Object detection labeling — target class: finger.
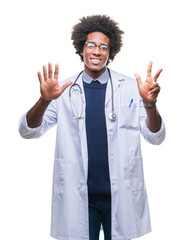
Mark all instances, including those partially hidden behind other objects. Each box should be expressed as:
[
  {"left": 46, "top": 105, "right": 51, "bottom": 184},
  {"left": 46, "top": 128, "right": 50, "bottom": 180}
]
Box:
[
  {"left": 43, "top": 65, "right": 48, "bottom": 80},
  {"left": 150, "top": 82, "right": 159, "bottom": 91},
  {"left": 149, "top": 86, "right": 160, "bottom": 95},
  {"left": 37, "top": 72, "right": 43, "bottom": 84},
  {"left": 147, "top": 61, "right": 153, "bottom": 78},
  {"left": 48, "top": 62, "right": 53, "bottom": 79},
  {"left": 153, "top": 68, "right": 163, "bottom": 82},
  {"left": 61, "top": 80, "right": 73, "bottom": 92},
  {"left": 54, "top": 64, "right": 59, "bottom": 80},
  {"left": 134, "top": 73, "right": 142, "bottom": 87}
]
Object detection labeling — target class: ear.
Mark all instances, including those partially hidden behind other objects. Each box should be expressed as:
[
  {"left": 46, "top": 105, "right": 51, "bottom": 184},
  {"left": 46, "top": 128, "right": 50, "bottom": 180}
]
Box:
[
  {"left": 80, "top": 51, "right": 84, "bottom": 62},
  {"left": 108, "top": 55, "right": 112, "bottom": 62},
  {"left": 107, "top": 55, "right": 111, "bottom": 61}
]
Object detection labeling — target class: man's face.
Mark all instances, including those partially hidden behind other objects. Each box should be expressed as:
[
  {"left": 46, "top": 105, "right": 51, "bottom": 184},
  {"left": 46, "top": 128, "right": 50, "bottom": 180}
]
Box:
[{"left": 81, "top": 32, "right": 110, "bottom": 78}]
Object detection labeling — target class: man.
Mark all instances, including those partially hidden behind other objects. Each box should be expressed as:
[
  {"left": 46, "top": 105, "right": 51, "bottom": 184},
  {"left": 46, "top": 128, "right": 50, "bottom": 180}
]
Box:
[{"left": 19, "top": 15, "right": 165, "bottom": 240}]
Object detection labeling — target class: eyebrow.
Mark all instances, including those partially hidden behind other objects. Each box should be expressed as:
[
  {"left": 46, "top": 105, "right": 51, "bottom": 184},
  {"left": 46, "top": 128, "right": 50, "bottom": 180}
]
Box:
[{"left": 87, "top": 41, "right": 109, "bottom": 46}]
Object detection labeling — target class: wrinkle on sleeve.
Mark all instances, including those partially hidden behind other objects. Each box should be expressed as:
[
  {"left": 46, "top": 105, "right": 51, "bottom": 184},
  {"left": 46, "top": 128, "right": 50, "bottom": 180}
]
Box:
[
  {"left": 139, "top": 99, "right": 166, "bottom": 145},
  {"left": 19, "top": 100, "right": 57, "bottom": 139}
]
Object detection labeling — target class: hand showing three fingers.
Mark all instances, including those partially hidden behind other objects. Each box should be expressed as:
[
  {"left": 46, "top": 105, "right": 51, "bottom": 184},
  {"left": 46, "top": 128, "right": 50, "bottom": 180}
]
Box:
[
  {"left": 38, "top": 63, "right": 72, "bottom": 102},
  {"left": 134, "top": 61, "right": 163, "bottom": 103}
]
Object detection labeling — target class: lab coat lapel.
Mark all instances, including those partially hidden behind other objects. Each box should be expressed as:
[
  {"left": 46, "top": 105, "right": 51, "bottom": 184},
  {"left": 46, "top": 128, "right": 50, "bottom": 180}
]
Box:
[
  {"left": 105, "top": 69, "right": 125, "bottom": 106},
  {"left": 76, "top": 74, "right": 88, "bottom": 181},
  {"left": 74, "top": 70, "right": 124, "bottom": 181}
]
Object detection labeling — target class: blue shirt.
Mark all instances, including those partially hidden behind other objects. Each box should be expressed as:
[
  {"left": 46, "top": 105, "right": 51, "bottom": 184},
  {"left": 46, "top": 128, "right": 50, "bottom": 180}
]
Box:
[{"left": 82, "top": 68, "right": 109, "bottom": 84}]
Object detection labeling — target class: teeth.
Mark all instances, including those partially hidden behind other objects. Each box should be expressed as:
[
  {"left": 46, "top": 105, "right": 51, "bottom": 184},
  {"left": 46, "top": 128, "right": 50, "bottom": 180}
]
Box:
[{"left": 91, "top": 59, "right": 100, "bottom": 64}]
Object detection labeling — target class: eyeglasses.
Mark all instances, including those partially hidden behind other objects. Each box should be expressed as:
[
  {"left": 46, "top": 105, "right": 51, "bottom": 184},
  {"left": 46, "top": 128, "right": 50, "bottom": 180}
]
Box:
[{"left": 85, "top": 42, "right": 110, "bottom": 51}]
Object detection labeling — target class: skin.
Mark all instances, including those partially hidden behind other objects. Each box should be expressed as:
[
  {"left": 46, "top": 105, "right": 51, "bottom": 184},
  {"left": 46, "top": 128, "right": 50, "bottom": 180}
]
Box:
[
  {"left": 134, "top": 61, "right": 162, "bottom": 132},
  {"left": 26, "top": 63, "right": 72, "bottom": 128},
  {"left": 26, "top": 32, "right": 162, "bottom": 133},
  {"left": 81, "top": 32, "right": 110, "bottom": 79}
]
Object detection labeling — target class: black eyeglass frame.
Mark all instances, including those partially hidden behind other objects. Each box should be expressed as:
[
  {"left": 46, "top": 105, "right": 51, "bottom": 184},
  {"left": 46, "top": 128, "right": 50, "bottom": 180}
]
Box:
[{"left": 84, "top": 42, "right": 110, "bottom": 51}]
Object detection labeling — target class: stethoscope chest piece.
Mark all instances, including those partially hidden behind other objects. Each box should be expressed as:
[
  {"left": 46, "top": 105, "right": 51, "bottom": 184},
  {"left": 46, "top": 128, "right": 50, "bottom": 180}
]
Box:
[{"left": 109, "top": 112, "right": 116, "bottom": 121}]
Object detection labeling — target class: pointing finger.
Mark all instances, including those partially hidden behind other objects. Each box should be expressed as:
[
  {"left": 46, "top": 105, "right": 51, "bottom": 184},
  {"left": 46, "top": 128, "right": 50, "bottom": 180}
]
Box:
[
  {"left": 43, "top": 65, "right": 48, "bottom": 80},
  {"left": 54, "top": 64, "right": 59, "bottom": 80},
  {"left": 147, "top": 61, "right": 153, "bottom": 78}
]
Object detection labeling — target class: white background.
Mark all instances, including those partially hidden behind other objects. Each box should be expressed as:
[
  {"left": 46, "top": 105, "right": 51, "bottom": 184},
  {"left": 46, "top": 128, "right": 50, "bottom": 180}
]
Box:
[{"left": 0, "top": 0, "right": 183, "bottom": 239}]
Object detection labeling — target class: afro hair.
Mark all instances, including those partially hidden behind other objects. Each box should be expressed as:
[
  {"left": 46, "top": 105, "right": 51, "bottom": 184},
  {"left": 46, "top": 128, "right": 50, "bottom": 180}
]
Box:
[{"left": 71, "top": 15, "right": 124, "bottom": 64}]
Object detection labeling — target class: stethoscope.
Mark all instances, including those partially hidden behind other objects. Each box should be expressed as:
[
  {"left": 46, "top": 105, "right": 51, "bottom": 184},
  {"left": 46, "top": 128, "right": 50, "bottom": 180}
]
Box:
[{"left": 69, "top": 68, "right": 116, "bottom": 121}]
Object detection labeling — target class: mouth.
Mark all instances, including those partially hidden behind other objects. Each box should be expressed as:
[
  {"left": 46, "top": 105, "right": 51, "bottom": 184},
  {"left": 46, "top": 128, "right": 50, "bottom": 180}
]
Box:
[{"left": 90, "top": 58, "right": 101, "bottom": 65}]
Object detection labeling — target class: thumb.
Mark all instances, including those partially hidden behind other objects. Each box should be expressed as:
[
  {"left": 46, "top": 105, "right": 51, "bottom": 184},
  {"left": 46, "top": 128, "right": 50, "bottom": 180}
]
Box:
[
  {"left": 134, "top": 73, "right": 142, "bottom": 87},
  {"left": 60, "top": 80, "right": 73, "bottom": 94}
]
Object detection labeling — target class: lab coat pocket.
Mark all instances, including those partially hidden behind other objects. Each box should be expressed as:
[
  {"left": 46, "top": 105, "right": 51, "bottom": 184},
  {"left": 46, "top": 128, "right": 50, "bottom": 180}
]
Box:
[
  {"left": 118, "top": 102, "right": 139, "bottom": 129},
  {"left": 127, "top": 156, "right": 145, "bottom": 192},
  {"left": 53, "top": 159, "right": 65, "bottom": 196}
]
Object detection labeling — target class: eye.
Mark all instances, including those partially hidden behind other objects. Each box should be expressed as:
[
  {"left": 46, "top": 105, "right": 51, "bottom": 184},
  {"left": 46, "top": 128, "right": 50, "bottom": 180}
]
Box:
[
  {"left": 86, "top": 42, "right": 96, "bottom": 48},
  {"left": 99, "top": 44, "right": 109, "bottom": 51}
]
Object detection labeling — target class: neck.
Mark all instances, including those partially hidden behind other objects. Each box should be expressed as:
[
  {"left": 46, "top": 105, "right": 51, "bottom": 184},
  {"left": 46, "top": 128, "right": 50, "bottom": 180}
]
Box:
[{"left": 84, "top": 66, "right": 106, "bottom": 79}]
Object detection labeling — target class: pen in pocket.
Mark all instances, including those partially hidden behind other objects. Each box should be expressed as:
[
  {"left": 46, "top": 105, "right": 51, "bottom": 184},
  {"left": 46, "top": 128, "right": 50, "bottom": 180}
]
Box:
[{"left": 129, "top": 99, "right": 133, "bottom": 108}]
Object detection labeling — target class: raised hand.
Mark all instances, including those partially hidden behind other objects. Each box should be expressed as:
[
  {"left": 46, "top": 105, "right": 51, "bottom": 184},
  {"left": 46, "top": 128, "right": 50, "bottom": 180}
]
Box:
[
  {"left": 134, "top": 61, "right": 163, "bottom": 103},
  {"left": 38, "top": 63, "right": 72, "bottom": 102}
]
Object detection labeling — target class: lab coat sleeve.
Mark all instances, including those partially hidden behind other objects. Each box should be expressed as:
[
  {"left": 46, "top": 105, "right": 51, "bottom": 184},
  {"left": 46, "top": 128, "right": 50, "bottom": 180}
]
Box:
[
  {"left": 139, "top": 98, "right": 166, "bottom": 145},
  {"left": 19, "top": 100, "right": 57, "bottom": 139}
]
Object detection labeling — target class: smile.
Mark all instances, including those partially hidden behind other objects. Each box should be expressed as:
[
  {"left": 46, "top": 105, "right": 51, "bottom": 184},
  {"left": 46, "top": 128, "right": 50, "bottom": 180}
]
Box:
[{"left": 90, "top": 58, "right": 101, "bottom": 64}]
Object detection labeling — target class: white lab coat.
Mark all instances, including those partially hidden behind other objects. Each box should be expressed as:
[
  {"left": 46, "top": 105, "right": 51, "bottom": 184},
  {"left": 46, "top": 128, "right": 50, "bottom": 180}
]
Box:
[{"left": 19, "top": 69, "right": 165, "bottom": 240}]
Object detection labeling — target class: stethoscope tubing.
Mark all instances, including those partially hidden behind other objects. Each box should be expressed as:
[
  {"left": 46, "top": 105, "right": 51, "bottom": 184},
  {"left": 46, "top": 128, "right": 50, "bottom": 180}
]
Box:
[
  {"left": 69, "top": 68, "right": 116, "bottom": 121},
  {"left": 69, "top": 71, "right": 83, "bottom": 97}
]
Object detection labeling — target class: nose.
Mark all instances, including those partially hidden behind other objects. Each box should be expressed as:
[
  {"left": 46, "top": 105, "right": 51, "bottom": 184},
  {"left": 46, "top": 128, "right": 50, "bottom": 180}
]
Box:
[{"left": 93, "top": 46, "right": 101, "bottom": 55}]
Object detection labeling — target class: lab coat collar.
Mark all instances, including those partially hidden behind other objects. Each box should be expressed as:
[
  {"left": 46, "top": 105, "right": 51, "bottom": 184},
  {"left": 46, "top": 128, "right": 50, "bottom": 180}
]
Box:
[
  {"left": 105, "top": 69, "right": 125, "bottom": 106},
  {"left": 83, "top": 68, "right": 109, "bottom": 84},
  {"left": 74, "top": 68, "right": 125, "bottom": 106}
]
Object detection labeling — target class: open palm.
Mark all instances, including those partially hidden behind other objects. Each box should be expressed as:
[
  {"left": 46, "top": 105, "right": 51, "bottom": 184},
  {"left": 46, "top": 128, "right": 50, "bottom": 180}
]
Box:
[{"left": 38, "top": 63, "right": 72, "bottom": 102}]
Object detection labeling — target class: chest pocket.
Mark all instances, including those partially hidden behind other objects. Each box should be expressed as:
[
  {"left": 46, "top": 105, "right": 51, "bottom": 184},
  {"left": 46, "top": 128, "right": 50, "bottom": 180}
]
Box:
[{"left": 118, "top": 101, "right": 139, "bottom": 129}]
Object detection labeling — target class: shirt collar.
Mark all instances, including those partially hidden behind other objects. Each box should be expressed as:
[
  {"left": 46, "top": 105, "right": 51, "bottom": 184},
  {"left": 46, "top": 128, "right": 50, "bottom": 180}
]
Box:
[{"left": 82, "top": 68, "right": 109, "bottom": 84}]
